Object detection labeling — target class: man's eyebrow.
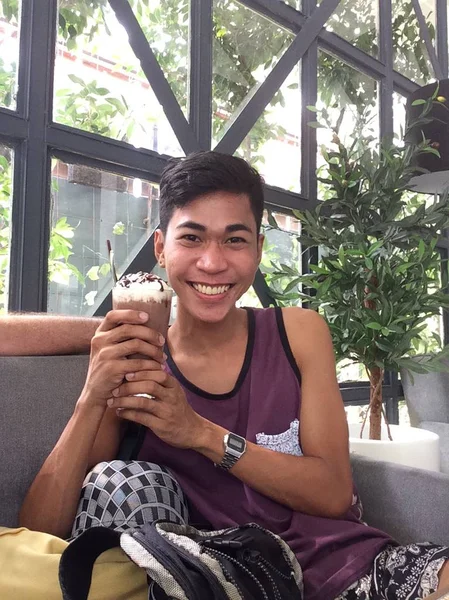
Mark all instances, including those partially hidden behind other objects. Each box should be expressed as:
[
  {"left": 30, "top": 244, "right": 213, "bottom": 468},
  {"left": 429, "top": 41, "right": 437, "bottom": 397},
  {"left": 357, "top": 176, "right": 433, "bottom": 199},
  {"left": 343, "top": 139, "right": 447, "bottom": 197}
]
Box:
[
  {"left": 176, "top": 221, "right": 253, "bottom": 234},
  {"left": 225, "top": 223, "right": 253, "bottom": 234},
  {"left": 175, "top": 221, "right": 206, "bottom": 231}
]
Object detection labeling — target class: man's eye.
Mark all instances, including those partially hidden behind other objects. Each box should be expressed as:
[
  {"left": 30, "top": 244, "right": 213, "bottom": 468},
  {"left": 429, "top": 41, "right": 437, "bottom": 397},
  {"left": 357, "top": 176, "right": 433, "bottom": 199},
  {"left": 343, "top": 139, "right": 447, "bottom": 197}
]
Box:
[
  {"left": 181, "top": 234, "right": 200, "bottom": 242},
  {"left": 227, "top": 237, "right": 247, "bottom": 244}
]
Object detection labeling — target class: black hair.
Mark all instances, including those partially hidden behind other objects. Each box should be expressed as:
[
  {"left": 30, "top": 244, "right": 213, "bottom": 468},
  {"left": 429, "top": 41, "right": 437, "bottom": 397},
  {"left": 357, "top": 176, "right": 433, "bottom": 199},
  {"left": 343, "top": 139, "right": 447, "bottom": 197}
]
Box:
[{"left": 159, "top": 151, "right": 265, "bottom": 233}]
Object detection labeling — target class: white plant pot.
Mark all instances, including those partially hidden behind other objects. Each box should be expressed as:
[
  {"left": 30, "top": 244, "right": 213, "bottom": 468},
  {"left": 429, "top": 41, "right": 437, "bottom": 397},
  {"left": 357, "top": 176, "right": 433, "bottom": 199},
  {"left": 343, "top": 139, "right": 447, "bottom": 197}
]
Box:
[{"left": 348, "top": 423, "right": 440, "bottom": 472}]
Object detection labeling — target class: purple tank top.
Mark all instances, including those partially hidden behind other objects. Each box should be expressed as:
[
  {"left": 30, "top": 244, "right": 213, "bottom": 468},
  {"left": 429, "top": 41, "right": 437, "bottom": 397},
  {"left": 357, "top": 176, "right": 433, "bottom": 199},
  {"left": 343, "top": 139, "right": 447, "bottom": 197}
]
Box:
[{"left": 138, "top": 307, "right": 392, "bottom": 599}]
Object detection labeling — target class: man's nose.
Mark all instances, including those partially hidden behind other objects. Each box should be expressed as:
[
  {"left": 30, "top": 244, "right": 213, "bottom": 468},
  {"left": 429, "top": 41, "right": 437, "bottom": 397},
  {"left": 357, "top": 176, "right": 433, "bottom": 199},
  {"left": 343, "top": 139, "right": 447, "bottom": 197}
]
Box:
[{"left": 197, "top": 242, "right": 228, "bottom": 272}]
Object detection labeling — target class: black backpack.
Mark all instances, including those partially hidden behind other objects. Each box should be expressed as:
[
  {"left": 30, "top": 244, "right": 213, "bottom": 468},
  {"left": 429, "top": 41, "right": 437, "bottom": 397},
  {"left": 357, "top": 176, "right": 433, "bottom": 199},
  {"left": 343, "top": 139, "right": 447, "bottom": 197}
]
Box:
[{"left": 59, "top": 520, "right": 303, "bottom": 600}]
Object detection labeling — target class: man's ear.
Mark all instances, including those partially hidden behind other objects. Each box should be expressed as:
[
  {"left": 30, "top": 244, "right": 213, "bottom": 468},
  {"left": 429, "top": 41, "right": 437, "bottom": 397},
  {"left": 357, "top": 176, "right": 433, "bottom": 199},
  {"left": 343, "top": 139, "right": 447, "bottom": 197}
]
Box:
[
  {"left": 257, "top": 233, "right": 265, "bottom": 264},
  {"left": 154, "top": 229, "right": 166, "bottom": 268}
]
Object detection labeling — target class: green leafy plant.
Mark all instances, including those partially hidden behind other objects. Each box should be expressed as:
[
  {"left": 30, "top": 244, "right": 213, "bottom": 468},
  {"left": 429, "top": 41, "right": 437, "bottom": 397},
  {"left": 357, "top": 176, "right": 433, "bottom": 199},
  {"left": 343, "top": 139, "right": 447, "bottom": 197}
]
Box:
[
  {"left": 55, "top": 75, "right": 137, "bottom": 141},
  {"left": 47, "top": 217, "right": 84, "bottom": 286},
  {"left": 270, "top": 91, "right": 449, "bottom": 440}
]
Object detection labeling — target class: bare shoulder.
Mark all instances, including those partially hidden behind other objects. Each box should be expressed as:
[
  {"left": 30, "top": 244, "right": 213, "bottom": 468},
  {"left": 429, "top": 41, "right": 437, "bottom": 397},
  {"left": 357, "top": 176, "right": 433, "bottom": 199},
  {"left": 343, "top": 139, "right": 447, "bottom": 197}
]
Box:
[
  {"left": 280, "top": 306, "right": 329, "bottom": 337},
  {"left": 280, "top": 307, "right": 333, "bottom": 366}
]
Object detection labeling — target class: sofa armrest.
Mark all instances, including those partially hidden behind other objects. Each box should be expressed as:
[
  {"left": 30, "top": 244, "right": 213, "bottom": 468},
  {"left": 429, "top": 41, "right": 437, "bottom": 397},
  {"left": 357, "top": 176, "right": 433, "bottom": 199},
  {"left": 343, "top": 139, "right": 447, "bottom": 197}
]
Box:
[{"left": 351, "top": 454, "right": 449, "bottom": 545}]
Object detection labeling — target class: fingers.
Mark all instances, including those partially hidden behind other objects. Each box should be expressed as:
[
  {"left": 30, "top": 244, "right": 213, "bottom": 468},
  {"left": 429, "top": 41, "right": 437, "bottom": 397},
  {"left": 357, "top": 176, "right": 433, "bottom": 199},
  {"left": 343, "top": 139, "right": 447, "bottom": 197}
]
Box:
[
  {"left": 123, "top": 369, "right": 173, "bottom": 384},
  {"left": 108, "top": 391, "right": 164, "bottom": 414},
  {"left": 112, "top": 374, "right": 170, "bottom": 399},
  {"left": 102, "top": 322, "right": 165, "bottom": 347},
  {"left": 100, "top": 338, "right": 165, "bottom": 362},
  {"left": 97, "top": 309, "right": 150, "bottom": 332}
]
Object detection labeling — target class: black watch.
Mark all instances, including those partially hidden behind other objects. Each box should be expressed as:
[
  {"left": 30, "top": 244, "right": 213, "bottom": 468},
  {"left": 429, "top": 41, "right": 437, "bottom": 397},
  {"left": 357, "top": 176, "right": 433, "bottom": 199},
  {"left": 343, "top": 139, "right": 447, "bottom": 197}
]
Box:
[{"left": 216, "top": 432, "right": 247, "bottom": 471}]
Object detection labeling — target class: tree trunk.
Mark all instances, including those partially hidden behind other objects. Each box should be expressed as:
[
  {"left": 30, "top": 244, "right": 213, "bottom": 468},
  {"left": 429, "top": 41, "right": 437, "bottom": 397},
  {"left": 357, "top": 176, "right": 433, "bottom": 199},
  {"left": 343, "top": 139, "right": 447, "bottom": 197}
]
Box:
[{"left": 368, "top": 366, "right": 384, "bottom": 440}]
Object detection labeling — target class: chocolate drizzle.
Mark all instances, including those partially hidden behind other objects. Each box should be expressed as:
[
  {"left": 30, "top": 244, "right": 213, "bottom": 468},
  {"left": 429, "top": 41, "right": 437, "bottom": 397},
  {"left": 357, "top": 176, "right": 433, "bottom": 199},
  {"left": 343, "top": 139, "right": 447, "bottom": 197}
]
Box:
[{"left": 117, "top": 271, "right": 166, "bottom": 291}]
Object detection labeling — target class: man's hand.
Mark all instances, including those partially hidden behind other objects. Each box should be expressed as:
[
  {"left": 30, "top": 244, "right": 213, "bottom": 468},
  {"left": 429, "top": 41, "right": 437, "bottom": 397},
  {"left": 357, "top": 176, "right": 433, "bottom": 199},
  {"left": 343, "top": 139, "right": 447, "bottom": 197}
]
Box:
[
  {"left": 80, "top": 310, "right": 166, "bottom": 407},
  {"left": 107, "top": 370, "right": 206, "bottom": 449}
]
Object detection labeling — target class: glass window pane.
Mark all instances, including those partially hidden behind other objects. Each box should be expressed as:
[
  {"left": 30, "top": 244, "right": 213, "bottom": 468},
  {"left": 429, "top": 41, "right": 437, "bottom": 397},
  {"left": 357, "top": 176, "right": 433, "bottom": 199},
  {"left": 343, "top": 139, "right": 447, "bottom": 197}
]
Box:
[
  {"left": 345, "top": 405, "right": 369, "bottom": 425},
  {"left": 48, "top": 159, "right": 160, "bottom": 315},
  {"left": 338, "top": 361, "right": 369, "bottom": 383},
  {"left": 212, "top": 0, "right": 294, "bottom": 143},
  {"left": 392, "top": 0, "right": 435, "bottom": 85},
  {"left": 0, "top": 144, "right": 13, "bottom": 313},
  {"left": 317, "top": 52, "right": 379, "bottom": 199},
  {"left": 131, "top": 0, "right": 189, "bottom": 115},
  {"left": 324, "top": 0, "right": 378, "bottom": 57},
  {"left": 236, "top": 288, "right": 263, "bottom": 308},
  {"left": 54, "top": 1, "right": 185, "bottom": 155},
  {"left": 261, "top": 210, "right": 302, "bottom": 306},
  {"left": 235, "top": 64, "right": 301, "bottom": 192},
  {"left": 0, "top": 1, "right": 20, "bottom": 110},
  {"left": 393, "top": 91, "right": 407, "bottom": 143}
]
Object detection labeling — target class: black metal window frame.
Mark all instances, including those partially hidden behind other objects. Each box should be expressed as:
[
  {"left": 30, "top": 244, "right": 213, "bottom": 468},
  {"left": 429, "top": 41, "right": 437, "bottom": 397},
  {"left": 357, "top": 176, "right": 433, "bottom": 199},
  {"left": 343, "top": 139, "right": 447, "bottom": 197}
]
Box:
[{"left": 1, "top": 0, "right": 448, "bottom": 415}]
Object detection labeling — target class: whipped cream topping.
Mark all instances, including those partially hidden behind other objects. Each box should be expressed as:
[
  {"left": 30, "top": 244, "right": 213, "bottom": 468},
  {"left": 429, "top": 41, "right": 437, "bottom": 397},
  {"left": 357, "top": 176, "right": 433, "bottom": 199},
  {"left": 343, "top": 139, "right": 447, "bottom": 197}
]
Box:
[{"left": 116, "top": 271, "right": 171, "bottom": 292}]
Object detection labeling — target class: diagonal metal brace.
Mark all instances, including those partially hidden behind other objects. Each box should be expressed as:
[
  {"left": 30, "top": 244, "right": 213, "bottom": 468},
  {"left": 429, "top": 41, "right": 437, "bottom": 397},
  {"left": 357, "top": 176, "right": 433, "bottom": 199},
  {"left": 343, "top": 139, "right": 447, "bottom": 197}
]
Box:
[
  {"left": 214, "top": 0, "right": 342, "bottom": 155},
  {"left": 108, "top": 0, "right": 200, "bottom": 155},
  {"left": 411, "top": 0, "right": 444, "bottom": 81}
]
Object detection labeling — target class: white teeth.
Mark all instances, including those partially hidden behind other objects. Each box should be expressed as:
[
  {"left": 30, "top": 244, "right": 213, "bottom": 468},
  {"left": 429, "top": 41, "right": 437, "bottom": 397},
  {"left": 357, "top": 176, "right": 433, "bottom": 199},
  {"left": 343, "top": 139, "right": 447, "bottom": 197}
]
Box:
[{"left": 192, "top": 284, "right": 230, "bottom": 295}]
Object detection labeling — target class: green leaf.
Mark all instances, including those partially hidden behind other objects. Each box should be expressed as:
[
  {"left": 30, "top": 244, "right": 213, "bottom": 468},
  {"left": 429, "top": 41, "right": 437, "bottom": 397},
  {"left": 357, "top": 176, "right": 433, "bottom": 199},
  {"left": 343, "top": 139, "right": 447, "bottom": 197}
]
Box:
[
  {"left": 307, "top": 121, "right": 325, "bottom": 129},
  {"left": 306, "top": 105, "right": 318, "bottom": 112},
  {"left": 86, "top": 266, "right": 100, "bottom": 281},
  {"left": 99, "top": 262, "right": 111, "bottom": 277},
  {"left": 283, "top": 277, "right": 301, "bottom": 294},
  {"left": 266, "top": 211, "right": 279, "bottom": 229},
  {"left": 366, "top": 322, "right": 383, "bottom": 330},
  {"left": 105, "top": 97, "right": 126, "bottom": 115},
  {"left": 68, "top": 74, "right": 85, "bottom": 87},
  {"left": 424, "top": 147, "right": 441, "bottom": 158},
  {"left": 411, "top": 99, "right": 426, "bottom": 106},
  {"left": 418, "top": 239, "right": 425, "bottom": 259},
  {"left": 112, "top": 221, "right": 126, "bottom": 235}
]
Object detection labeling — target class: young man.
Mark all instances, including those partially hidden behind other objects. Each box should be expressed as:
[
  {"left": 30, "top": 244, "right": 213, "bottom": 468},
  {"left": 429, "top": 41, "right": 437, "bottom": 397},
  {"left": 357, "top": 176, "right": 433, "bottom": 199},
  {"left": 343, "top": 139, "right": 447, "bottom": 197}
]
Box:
[{"left": 12, "top": 152, "right": 449, "bottom": 599}]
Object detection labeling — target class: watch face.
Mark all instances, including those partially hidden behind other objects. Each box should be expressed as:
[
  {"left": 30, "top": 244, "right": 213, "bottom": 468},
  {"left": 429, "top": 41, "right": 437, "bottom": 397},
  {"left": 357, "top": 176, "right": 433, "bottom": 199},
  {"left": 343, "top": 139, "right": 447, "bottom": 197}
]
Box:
[{"left": 228, "top": 434, "right": 245, "bottom": 452}]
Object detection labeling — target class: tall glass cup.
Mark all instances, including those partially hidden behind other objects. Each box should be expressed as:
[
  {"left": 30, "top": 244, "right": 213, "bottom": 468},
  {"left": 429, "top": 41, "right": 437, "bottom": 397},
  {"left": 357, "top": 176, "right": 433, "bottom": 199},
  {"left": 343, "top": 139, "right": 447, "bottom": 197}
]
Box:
[{"left": 112, "top": 272, "right": 172, "bottom": 359}]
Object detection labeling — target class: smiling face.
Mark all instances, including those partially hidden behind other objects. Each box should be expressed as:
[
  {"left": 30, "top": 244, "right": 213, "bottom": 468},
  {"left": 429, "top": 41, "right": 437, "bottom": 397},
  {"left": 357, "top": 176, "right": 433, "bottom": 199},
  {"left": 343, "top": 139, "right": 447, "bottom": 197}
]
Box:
[{"left": 154, "top": 191, "right": 264, "bottom": 323}]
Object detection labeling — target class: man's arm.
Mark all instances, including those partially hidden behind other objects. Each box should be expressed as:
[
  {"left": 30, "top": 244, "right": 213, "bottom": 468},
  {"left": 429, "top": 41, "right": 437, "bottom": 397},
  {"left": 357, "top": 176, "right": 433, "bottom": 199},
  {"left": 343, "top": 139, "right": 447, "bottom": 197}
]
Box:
[
  {"left": 195, "top": 308, "right": 352, "bottom": 516},
  {"left": 0, "top": 314, "right": 101, "bottom": 356},
  {"left": 19, "top": 310, "right": 166, "bottom": 537}
]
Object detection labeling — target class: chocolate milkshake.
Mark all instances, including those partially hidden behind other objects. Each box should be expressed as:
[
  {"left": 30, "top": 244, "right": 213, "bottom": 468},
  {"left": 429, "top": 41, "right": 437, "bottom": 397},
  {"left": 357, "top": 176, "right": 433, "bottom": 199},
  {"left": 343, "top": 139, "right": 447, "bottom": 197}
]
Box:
[{"left": 112, "top": 272, "right": 172, "bottom": 347}]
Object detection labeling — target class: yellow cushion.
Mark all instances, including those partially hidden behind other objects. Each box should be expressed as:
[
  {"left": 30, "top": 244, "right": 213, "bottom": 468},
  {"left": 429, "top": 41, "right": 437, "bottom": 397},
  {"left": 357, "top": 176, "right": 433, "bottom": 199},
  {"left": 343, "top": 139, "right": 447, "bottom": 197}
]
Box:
[{"left": 0, "top": 527, "right": 147, "bottom": 599}]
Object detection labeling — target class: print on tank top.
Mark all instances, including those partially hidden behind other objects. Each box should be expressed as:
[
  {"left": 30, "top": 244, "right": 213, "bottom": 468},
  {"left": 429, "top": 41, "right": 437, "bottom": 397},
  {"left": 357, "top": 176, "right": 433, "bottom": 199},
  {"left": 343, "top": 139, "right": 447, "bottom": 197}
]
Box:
[{"left": 255, "top": 419, "right": 303, "bottom": 456}]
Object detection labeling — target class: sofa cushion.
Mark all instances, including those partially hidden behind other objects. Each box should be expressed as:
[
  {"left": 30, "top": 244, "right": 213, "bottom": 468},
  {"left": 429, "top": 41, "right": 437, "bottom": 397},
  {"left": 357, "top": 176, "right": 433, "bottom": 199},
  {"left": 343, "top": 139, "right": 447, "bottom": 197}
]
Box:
[
  {"left": 0, "top": 355, "right": 89, "bottom": 527},
  {"left": 351, "top": 454, "right": 449, "bottom": 545}
]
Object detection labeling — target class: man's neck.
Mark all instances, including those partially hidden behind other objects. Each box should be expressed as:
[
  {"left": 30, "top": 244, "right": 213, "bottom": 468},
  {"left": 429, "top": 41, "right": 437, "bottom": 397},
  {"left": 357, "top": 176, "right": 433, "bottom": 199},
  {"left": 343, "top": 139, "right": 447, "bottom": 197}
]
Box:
[{"left": 168, "top": 305, "right": 247, "bottom": 356}]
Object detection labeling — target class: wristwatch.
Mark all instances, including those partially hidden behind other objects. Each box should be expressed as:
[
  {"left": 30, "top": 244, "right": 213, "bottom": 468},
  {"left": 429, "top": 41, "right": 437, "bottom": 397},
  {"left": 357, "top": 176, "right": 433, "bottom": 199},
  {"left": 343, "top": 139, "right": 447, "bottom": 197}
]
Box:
[{"left": 216, "top": 432, "right": 247, "bottom": 471}]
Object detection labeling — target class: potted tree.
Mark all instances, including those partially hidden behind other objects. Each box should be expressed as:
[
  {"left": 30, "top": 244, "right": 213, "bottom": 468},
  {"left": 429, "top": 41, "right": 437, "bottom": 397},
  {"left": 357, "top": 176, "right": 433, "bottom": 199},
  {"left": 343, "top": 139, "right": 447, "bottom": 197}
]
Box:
[{"left": 268, "top": 93, "right": 449, "bottom": 470}]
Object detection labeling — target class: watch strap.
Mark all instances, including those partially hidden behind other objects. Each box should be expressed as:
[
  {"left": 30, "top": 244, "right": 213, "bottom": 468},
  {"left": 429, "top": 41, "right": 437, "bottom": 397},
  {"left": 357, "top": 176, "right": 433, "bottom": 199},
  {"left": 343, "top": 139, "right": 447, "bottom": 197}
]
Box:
[
  {"left": 218, "top": 452, "right": 241, "bottom": 471},
  {"left": 216, "top": 433, "right": 246, "bottom": 472}
]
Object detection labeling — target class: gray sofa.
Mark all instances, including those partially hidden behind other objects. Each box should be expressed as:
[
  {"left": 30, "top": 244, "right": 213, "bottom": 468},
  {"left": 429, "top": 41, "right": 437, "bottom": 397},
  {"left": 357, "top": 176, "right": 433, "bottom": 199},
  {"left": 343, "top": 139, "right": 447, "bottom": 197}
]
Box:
[
  {"left": 1, "top": 355, "right": 449, "bottom": 547},
  {"left": 401, "top": 363, "right": 449, "bottom": 474}
]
